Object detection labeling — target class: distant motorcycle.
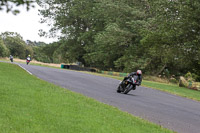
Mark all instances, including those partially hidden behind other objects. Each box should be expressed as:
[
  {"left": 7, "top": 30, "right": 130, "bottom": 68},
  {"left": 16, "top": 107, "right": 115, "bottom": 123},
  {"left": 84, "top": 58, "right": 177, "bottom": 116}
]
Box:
[
  {"left": 117, "top": 75, "right": 139, "bottom": 94},
  {"left": 26, "top": 57, "right": 31, "bottom": 65},
  {"left": 10, "top": 58, "right": 13, "bottom": 62},
  {"left": 9, "top": 55, "right": 13, "bottom": 62}
]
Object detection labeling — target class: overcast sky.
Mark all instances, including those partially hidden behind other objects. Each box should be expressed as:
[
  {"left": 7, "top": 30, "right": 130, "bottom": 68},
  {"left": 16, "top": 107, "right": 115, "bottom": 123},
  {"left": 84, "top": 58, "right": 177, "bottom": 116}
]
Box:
[{"left": 0, "top": 4, "right": 58, "bottom": 44}]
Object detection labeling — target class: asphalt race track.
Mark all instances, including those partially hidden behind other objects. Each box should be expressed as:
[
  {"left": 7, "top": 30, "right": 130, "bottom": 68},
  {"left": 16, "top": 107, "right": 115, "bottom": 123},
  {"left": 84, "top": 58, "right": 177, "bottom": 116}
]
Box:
[{"left": 18, "top": 63, "right": 200, "bottom": 133}]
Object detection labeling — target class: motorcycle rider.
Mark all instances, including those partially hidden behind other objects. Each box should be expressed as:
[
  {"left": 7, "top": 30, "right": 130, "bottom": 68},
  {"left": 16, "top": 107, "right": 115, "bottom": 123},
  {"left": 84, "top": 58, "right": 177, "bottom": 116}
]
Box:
[
  {"left": 26, "top": 55, "right": 31, "bottom": 65},
  {"left": 126, "top": 70, "right": 142, "bottom": 85},
  {"left": 117, "top": 70, "right": 142, "bottom": 93},
  {"left": 120, "top": 70, "right": 142, "bottom": 88},
  {"left": 9, "top": 55, "right": 13, "bottom": 62}
]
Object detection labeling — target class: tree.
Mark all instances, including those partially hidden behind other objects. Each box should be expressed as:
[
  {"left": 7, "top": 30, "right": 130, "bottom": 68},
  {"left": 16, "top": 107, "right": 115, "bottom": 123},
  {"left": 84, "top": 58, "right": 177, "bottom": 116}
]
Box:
[
  {"left": 83, "top": 0, "right": 149, "bottom": 71},
  {"left": 141, "top": 0, "right": 200, "bottom": 76},
  {"left": 34, "top": 42, "right": 60, "bottom": 63},
  {"left": 38, "top": 0, "right": 106, "bottom": 65},
  {"left": 0, "top": 38, "right": 9, "bottom": 57},
  {"left": 0, "top": 0, "right": 35, "bottom": 15},
  {"left": 38, "top": 0, "right": 149, "bottom": 71},
  {"left": 37, "top": 0, "right": 200, "bottom": 79},
  {"left": 1, "top": 32, "right": 28, "bottom": 59}
]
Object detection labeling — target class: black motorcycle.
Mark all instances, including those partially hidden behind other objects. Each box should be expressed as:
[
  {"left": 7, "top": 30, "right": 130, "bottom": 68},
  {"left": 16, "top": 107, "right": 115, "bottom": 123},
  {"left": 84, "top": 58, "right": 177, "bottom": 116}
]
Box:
[{"left": 117, "top": 75, "right": 139, "bottom": 94}]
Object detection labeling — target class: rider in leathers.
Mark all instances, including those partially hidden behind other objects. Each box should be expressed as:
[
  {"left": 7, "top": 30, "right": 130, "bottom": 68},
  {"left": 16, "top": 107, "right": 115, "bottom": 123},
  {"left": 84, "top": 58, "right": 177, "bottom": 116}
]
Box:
[{"left": 120, "top": 70, "right": 142, "bottom": 90}]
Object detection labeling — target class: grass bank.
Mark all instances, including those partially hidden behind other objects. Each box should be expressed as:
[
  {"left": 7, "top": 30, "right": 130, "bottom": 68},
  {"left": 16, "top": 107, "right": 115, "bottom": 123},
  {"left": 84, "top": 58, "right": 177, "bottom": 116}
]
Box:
[{"left": 0, "top": 62, "right": 172, "bottom": 133}]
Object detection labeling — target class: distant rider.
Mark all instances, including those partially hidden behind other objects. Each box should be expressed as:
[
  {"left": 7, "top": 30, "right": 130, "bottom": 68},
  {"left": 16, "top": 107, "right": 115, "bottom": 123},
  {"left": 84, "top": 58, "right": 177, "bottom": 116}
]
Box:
[
  {"left": 9, "top": 55, "right": 13, "bottom": 62},
  {"left": 26, "top": 55, "right": 31, "bottom": 65}
]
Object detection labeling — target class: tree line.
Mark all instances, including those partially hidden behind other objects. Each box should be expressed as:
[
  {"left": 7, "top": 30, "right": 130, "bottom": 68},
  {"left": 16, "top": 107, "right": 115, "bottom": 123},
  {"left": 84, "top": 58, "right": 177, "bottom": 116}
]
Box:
[
  {"left": 0, "top": 32, "right": 34, "bottom": 59},
  {"left": 0, "top": 0, "right": 199, "bottom": 81},
  {"left": 37, "top": 0, "right": 200, "bottom": 81}
]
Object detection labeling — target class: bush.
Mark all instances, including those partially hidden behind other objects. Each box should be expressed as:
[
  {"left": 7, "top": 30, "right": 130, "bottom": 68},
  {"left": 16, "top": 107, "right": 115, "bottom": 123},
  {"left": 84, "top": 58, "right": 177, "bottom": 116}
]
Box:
[{"left": 185, "top": 72, "right": 197, "bottom": 82}]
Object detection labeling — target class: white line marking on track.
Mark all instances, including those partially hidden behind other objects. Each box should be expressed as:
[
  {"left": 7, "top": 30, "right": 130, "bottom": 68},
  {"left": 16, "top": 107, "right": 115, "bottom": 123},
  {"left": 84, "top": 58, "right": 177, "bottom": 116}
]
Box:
[{"left": 17, "top": 64, "right": 32, "bottom": 75}]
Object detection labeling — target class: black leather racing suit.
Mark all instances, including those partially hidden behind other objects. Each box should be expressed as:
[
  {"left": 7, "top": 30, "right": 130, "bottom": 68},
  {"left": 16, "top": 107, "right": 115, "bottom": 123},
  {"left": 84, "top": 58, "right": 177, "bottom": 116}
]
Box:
[{"left": 123, "top": 72, "right": 142, "bottom": 86}]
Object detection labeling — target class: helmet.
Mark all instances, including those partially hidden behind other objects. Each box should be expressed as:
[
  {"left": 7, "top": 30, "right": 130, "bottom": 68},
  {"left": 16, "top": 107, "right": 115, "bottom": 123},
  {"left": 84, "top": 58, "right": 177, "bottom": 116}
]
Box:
[
  {"left": 137, "top": 70, "right": 142, "bottom": 75},
  {"left": 28, "top": 55, "right": 30, "bottom": 57}
]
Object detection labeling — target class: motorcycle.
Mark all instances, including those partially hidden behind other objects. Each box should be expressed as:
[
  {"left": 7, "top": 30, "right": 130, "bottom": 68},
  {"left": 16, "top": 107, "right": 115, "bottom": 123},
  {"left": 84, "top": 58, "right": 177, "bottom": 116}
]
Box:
[
  {"left": 117, "top": 75, "right": 139, "bottom": 94},
  {"left": 9, "top": 55, "right": 13, "bottom": 62},
  {"left": 10, "top": 58, "right": 13, "bottom": 62},
  {"left": 26, "top": 57, "right": 31, "bottom": 65}
]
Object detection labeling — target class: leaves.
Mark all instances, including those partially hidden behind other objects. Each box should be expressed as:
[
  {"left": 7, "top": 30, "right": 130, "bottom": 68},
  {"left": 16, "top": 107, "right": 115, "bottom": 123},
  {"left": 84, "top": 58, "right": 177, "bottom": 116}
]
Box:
[
  {"left": 0, "top": 32, "right": 33, "bottom": 59},
  {"left": 33, "top": 0, "right": 200, "bottom": 79},
  {"left": 0, "top": 38, "right": 9, "bottom": 57},
  {"left": 0, "top": 0, "right": 35, "bottom": 15}
]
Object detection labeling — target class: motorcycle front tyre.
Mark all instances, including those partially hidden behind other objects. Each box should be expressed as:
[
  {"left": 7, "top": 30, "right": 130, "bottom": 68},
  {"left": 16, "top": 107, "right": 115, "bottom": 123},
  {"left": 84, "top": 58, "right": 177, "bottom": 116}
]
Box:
[
  {"left": 117, "top": 86, "right": 122, "bottom": 93},
  {"left": 122, "top": 84, "right": 132, "bottom": 94}
]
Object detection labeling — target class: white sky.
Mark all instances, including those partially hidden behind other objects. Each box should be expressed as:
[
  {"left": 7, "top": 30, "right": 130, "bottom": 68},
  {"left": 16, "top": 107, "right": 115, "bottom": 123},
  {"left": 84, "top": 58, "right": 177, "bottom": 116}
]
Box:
[{"left": 0, "top": 4, "right": 58, "bottom": 44}]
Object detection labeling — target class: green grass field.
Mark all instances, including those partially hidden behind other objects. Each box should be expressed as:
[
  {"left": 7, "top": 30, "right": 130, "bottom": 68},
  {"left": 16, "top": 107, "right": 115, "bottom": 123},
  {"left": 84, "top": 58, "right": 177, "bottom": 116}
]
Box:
[{"left": 0, "top": 62, "right": 173, "bottom": 133}]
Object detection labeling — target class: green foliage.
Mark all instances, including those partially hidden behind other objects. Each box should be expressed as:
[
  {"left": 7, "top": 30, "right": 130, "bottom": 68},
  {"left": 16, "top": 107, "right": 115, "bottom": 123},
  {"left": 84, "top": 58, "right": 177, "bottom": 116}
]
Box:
[
  {"left": 0, "top": 0, "right": 35, "bottom": 15},
  {"left": 33, "top": 46, "right": 51, "bottom": 63},
  {"left": 34, "top": 0, "right": 200, "bottom": 80},
  {"left": 33, "top": 41, "right": 64, "bottom": 63},
  {"left": 140, "top": 0, "right": 200, "bottom": 77},
  {"left": 25, "top": 45, "right": 34, "bottom": 58},
  {"left": 85, "top": 23, "right": 133, "bottom": 69},
  {"left": 1, "top": 32, "right": 28, "bottom": 59},
  {"left": 0, "top": 38, "right": 9, "bottom": 57},
  {"left": 184, "top": 72, "right": 199, "bottom": 82}
]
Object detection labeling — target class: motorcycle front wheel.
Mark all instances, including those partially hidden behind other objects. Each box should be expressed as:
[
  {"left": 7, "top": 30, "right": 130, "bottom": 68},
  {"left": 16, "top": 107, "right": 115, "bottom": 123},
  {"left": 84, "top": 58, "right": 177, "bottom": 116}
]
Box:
[{"left": 117, "top": 85, "right": 122, "bottom": 93}]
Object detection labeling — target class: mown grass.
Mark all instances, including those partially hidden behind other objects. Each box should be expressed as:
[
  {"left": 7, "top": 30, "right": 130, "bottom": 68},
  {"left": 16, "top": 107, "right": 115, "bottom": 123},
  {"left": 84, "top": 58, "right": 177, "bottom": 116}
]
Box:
[
  {"left": 141, "top": 80, "right": 200, "bottom": 101},
  {"left": 0, "top": 62, "right": 172, "bottom": 133}
]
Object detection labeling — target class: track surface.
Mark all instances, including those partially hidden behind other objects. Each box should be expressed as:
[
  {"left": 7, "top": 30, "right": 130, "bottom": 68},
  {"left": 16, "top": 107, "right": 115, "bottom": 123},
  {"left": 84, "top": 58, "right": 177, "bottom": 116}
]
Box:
[{"left": 19, "top": 63, "right": 200, "bottom": 133}]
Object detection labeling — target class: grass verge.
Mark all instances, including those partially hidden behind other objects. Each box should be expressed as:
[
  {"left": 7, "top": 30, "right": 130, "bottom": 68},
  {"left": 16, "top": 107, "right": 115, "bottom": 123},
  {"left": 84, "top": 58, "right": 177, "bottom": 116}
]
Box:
[
  {"left": 141, "top": 80, "right": 200, "bottom": 101},
  {"left": 0, "top": 62, "right": 172, "bottom": 133}
]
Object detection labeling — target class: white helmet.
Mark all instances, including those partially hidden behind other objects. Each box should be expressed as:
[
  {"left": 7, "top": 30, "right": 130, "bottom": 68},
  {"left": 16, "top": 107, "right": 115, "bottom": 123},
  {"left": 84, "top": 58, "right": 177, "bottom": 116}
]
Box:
[{"left": 137, "top": 70, "right": 142, "bottom": 75}]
